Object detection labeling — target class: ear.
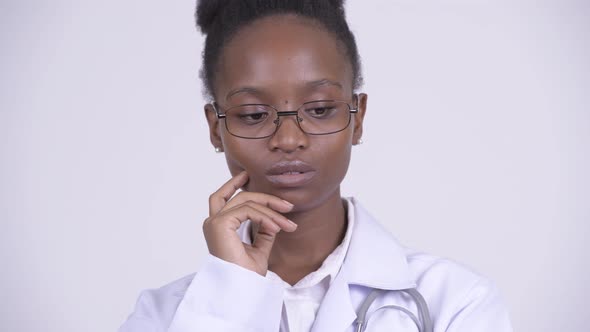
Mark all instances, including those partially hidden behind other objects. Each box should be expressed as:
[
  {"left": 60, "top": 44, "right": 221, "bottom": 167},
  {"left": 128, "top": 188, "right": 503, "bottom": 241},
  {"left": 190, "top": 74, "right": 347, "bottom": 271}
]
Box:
[
  {"left": 204, "top": 103, "right": 224, "bottom": 152},
  {"left": 352, "top": 93, "right": 367, "bottom": 145}
]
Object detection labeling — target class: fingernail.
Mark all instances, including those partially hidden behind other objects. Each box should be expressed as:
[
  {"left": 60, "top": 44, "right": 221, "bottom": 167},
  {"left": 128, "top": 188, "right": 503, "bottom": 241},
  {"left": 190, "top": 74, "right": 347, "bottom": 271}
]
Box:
[
  {"left": 282, "top": 200, "right": 294, "bottom": 207},
  {"left": 288, "top": 220, "right": 297, "bottom": 227}
]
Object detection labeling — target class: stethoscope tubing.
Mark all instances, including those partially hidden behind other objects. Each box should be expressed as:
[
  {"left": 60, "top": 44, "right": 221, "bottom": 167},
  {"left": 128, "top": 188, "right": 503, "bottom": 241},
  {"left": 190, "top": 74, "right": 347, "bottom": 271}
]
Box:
[{"left": 354, "top": 288, "right": 433, "bottom": 332}]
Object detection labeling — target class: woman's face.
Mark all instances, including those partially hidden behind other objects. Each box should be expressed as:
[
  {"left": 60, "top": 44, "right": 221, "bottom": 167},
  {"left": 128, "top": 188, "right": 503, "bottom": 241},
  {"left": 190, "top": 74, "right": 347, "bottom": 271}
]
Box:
[{"left": 205, "top": 14, "right": 367, "bottom": 211}]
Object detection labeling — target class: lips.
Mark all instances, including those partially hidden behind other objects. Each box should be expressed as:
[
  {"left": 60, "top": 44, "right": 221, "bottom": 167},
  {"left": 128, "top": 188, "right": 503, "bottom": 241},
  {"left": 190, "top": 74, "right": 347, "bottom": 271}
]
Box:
[{"left": 265, "top": 160, "right": 317, "bottom": 187}]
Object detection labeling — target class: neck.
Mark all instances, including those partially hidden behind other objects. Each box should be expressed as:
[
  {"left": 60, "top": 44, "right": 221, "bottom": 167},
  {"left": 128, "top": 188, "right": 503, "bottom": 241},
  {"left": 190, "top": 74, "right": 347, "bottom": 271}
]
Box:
[{"left": 264, "top": 192, "right": 348, "bottom": 284}]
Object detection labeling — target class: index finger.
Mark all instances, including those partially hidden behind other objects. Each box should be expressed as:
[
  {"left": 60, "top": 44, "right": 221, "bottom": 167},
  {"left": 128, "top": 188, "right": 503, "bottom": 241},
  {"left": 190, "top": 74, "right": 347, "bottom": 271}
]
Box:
[{"left": 209, "top": 171, "right": 249, "bottom": 216}]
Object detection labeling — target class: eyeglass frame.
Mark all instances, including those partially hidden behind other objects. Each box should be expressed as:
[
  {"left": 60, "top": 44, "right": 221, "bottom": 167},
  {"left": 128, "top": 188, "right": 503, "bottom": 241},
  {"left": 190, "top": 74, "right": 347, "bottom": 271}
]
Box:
[{"left": 211, "top": 94, "right": 359, "bottom": 139}]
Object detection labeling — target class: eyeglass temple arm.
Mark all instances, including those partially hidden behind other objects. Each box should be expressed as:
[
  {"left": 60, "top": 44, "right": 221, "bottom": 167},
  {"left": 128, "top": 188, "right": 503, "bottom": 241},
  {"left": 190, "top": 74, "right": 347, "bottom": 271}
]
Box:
[{"left": 212, "top": 102, "right": 226, "bottom": 119}]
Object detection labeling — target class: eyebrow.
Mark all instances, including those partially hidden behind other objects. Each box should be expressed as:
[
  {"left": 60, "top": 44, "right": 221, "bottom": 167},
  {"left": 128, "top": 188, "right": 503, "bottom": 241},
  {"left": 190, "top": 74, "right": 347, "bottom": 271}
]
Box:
[
  {"left": 306, "top": 79, "right": 343, "bottom": 90},
  {"left": 224, "top": 79, "right": 343, "bottom": 101},
  {"left": 225, "top": 87, "right": 260, "bottom": 101}
]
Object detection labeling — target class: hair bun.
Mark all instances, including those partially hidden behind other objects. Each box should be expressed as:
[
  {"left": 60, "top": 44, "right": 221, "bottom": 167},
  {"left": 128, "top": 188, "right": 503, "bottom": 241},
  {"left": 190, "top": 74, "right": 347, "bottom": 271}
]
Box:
[
  {"left": 195, "top": 0, "right": 228, "bottom": 34},
  {"left": 326, "top": 0, "right": 346, "bottom": 10}
]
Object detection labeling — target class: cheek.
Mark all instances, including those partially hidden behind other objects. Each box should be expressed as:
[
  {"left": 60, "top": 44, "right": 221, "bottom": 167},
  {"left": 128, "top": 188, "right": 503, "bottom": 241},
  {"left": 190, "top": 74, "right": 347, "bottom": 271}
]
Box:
[
  {"left": 223, "top": 143, "right": 262, "bottom": 174},
  {"left": 222, "top": 139, "right": 270, "bottom": 192},
  {"left": 219, "top": 128, "right": 255, "bottom": 173},
  {"left": 312, "top": 134, "right": 353, "bottom": 180}
]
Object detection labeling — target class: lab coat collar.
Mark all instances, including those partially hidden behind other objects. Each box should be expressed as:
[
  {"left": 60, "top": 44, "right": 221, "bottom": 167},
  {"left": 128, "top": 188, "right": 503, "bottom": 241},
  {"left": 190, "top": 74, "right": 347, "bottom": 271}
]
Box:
[
  {"left": 310, "top": 197, "right": 416, "bottom": 332},
  {"left": 237, "top": 197, "right": 414, "bottom": 290},
  {"left": 342, "top": 197, "right": 416, "bottom": 290}
]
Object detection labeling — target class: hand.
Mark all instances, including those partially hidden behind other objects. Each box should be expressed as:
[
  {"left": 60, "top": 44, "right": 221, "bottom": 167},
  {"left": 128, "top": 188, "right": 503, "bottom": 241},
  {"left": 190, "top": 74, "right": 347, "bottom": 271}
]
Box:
[{"left": 203, "top": 171, "right": 297, "bottom": 276}]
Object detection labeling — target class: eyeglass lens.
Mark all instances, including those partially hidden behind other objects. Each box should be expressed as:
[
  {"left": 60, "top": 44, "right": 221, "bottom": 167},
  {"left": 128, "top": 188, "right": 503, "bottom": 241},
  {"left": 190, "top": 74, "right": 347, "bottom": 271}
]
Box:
[{"left": 224, "top": 101, "right": 352, "bottom": 138}]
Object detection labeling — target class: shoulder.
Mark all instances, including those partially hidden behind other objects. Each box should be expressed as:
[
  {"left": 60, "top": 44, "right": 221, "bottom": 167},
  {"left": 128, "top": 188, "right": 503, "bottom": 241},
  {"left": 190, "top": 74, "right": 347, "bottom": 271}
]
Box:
[
  {"left": 404, "top": 250, "right": 512, "bottom": 330},
  {"left": 118, "top": 272, "right": 195, "bottom": 332},
  {"left": 405, "top": 249, "right": 488, "bottom": 290},
  {"left": 119, "top": 255, "right": 286, "bottom": 332},
  {"left": 139, "top": 272, "right": 196, "bottom": 311}
]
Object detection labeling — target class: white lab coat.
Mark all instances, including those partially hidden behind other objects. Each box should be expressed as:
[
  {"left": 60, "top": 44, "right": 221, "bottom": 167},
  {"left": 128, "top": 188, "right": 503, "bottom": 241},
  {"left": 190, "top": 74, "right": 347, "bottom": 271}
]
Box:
[{"left": 119, "top": 197, "right": 513, "bottom": 332}]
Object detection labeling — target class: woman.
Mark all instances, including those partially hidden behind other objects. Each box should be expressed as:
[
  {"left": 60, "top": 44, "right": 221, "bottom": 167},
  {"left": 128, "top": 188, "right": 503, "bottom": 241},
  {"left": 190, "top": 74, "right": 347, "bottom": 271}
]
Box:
[{"left": 119, "top": 0, "right": 513, "bottom": 331}]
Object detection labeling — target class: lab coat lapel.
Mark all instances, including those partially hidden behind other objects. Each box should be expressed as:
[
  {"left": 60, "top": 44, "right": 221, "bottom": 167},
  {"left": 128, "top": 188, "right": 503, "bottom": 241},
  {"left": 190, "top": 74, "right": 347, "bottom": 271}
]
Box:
[
  {"left": 309, "top": 269, "right": 357, "bottom": 332},
  {"left": 311, "top": 198, "right": 416, "bottom": 332},
  {"left": 342, "top": 198, "right": 416, "bottom": 290}
]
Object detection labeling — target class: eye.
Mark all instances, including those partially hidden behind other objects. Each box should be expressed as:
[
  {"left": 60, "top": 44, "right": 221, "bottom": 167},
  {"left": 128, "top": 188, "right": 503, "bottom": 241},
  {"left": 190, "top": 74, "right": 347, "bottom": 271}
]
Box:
[
  {"left": 241, "top": 112, "right": 267, "bottom": 120},
  {"left": 304, "top": 105, "right": 337, "bottom": 118},
  {"left": 237, "top": 110, "right": 270, "bottom": 124}
]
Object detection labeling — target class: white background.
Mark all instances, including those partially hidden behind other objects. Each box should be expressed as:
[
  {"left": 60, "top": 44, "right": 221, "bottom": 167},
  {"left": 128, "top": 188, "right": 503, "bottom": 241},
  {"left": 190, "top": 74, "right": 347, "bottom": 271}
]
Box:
[{"left": 1, "top": 0, "right": 588, "bottom": 331}]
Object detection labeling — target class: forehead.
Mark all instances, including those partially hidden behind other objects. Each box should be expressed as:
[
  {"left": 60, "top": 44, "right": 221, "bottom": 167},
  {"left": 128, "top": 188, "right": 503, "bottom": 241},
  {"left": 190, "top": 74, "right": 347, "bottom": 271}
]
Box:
[{"left": 216, "top": 14, "right": 353, "bottom": 100}]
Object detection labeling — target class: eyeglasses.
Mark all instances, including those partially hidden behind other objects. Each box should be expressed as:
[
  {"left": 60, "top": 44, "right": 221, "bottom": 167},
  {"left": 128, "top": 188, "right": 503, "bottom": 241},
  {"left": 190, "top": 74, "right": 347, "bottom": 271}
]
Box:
[{"left": 212, "top": 98, "right": 358, "bottom": 139}]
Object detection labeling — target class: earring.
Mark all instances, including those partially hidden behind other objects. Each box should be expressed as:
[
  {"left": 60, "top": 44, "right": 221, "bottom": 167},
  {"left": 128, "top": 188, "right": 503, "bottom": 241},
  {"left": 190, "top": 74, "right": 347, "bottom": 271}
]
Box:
[
  {"left": 356, "top": 138, "right": 364, "bottom": 145},
  {"left": 214, "top": 147, "right": 223, "bottom": 153}
]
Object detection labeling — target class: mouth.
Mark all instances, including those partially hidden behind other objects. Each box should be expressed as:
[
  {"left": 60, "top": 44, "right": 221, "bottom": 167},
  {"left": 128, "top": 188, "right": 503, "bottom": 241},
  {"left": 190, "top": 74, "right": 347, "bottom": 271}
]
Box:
[{"left": 265, "top": 160, "right": 317, "bottom": 187}]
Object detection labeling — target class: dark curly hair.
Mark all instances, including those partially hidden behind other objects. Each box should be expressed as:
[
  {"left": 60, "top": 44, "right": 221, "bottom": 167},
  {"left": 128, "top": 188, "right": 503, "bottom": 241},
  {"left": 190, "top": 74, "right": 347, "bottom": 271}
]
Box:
[{"left": 195, "top": 0, "right": 363, "bottom": 100}]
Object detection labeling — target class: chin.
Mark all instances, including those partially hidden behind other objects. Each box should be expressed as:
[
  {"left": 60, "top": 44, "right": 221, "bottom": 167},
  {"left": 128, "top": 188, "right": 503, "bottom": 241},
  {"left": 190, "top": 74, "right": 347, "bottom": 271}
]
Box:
[{"left": 256, "top": 182, "right": 339, "bottom": 213}]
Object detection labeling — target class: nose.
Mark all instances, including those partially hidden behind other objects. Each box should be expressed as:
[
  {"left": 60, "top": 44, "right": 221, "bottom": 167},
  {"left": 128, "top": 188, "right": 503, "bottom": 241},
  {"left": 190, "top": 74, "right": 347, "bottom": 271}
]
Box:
[{"left": 268, "top": 113, "right": 309, "bottom": 152}]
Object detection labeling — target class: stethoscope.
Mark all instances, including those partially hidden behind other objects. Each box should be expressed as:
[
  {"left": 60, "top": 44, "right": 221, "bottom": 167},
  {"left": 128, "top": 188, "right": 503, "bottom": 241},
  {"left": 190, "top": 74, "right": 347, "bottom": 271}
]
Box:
[{"left": 354, "top": 288, "right": 433, "bottom": 332}]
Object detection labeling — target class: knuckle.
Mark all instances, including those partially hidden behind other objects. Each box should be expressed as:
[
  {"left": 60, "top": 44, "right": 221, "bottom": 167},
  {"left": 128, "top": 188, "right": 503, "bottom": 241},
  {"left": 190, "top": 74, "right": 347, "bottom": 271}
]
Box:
[
  {"left": 204, "top": 215, "right": 221, "bottom": 226},
  {"left": 244, "top": 204, "right": 257, "bottom": 214},
  {"left": 202, "top": 218, "right": 210, "bottom": 230},
  {"left": 208, "top": 193, "right": 216, "bottom": 204},
  {"left": 256, "top": 233, "right": 275, "bottom": 242}
]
